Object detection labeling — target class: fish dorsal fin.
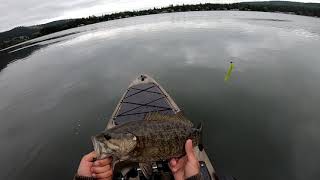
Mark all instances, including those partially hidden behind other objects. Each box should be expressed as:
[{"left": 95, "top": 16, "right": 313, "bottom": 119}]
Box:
[
  {"left": 175, "top": 111, "right": 189, "bottom": 121},
  {"left": 144, "top": 112, "right": 192, "bottom": 125}
]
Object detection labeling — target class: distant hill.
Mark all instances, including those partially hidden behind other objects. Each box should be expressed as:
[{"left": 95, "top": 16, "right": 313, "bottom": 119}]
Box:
[
  {"left": 1, "top": 1, "right": 319, "bottom": 50},
  {"left": 240, "top": 1, "right": 320, "bottom": 16},
  {"left": 37, "top": 19, "right": 73, "bottom": 28},
  {"left": 0, "top": 26, "right": 37, "bottom": 42},
  {"left": 0, "top": 19, "right": 72, "bottom": 49},
  {"left": 243, "top": 1, "right": 320, "bottom": 8}
]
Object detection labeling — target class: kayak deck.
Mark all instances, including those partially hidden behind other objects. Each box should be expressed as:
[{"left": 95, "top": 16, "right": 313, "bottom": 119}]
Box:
[
  {"left": 106, "top": 74, "right": 216, "bottom": 180},
  {"left": 107, "top": 74, "right": 180, "bottom": 128}
]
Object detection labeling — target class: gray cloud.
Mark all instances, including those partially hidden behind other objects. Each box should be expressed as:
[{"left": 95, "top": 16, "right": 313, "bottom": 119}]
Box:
[
  {"left": 0, "top": 0, "right": 105, "bottom": 31},
  {"left": 0, "top": 0, "right": 318, "bottom": 32}
]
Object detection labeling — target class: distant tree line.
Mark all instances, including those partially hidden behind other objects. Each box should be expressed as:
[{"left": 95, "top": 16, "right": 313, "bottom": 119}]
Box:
[{"left": 1, "top": 1, "right": 320, "bottom": 49}]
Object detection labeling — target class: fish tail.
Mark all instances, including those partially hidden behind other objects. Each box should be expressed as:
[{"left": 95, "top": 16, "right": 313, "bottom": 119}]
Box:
[
  {"left": 192, "top": 122, "right": 204, "bottom": 151},
  {"left": 197, "top": 123, "right": 204, "bottom": 151}
]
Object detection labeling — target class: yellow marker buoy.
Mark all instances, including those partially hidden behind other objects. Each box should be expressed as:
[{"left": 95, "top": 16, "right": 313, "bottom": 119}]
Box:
[{"left": 224, "top": 61, "right": 234, "bottom": 81}]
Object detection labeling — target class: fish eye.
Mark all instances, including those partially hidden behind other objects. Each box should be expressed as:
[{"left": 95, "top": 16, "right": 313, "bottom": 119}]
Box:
[{"left": 104, "top": 134, "right": 111, "bottom": 140}]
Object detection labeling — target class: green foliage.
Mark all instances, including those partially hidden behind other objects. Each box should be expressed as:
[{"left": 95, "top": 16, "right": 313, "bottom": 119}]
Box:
[{"left": 1, "top": 1, "right": 320, "bottom": 50}]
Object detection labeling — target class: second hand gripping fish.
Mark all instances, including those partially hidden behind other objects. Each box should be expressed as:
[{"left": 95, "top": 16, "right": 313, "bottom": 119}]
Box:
[{"left": 92, "top": 112, "right": 202, "bottom": 178}]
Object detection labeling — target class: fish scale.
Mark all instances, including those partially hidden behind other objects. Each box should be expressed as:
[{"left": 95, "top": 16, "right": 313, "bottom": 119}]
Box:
[{"left": 118, "top": 118, "right": 197, "bottom": 162}]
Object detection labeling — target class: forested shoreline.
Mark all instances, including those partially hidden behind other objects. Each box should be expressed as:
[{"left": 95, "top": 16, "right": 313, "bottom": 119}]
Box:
[{"left": 1, "top": 1, "right": 320, "bottom": 50}]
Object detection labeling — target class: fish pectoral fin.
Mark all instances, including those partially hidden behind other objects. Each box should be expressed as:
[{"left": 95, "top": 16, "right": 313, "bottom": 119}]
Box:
[{"left": 139, "top": 162, "right": 153, "bottom": 179}]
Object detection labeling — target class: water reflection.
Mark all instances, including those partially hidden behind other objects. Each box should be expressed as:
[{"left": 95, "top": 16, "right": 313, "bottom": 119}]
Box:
[
  {"left": 0, "top": 32, "right": 82, "bottom": 72},
  {"left": 0, "top": 11, "right": 320, "bottom": 180},
  {"left": 0, "top": 45, "right": 43, "bottom": 71}
]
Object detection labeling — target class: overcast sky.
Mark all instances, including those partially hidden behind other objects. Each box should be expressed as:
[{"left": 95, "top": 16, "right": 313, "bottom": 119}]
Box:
[{"left": 0, "top": 0, "right": 319, "bottom": 32}]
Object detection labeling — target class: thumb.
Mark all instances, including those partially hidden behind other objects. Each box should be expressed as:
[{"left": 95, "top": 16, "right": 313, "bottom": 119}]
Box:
[
  {"left": 83, "top": 151, "right": 97, "bottom": 161},
  {"left": 185, "top": 139, "right": 196, "bottom": 161}
]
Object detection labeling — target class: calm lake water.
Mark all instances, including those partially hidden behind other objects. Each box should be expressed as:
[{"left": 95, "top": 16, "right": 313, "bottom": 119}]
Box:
[{"left": 1, "top": 11, "right": 320, "bottom": 180}]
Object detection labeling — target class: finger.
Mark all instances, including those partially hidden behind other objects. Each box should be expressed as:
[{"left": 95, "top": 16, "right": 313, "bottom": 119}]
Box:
[
  {"left": 91, "top": 165, "right": 111, "bottom": 173},
  {"left": 168, "top": 159, "right": 178, "bottom": 172},
  {"left": 94, "top": 157, "right": 113, "bottom": 166},
  {"left": 93, "top": 171, "right": 113, "bottom": 179},
  {"left": 185, "top": 139, "right": 196, "bottom": 161},
  {"left": 169, "top": 164, "right": 179, "bottom": 173},
  {"left": 83, "top": 151, "right": 97, "bottom": 161},
  {"left": 169, "top": 156, "right": 186, "bottom": 172},
  {"left": 169, "top": 158, "right": 178, "bottom": 166}
]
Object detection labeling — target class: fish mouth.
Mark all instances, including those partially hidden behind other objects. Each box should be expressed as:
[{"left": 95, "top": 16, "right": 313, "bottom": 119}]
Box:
[{"left": 91, "top": 137, "right": 111, "bottom": 159}]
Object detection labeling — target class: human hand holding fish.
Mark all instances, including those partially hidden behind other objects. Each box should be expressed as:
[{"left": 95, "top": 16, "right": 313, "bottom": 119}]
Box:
[
  {"left": 169, "top": 139, "right": 200, "bottom": 180},
  {"left": 91, "top": 157, "right": 113, "bottom": 180},
  {"left": 76, "top": 151, "right": 113, "bottom": 180}
]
